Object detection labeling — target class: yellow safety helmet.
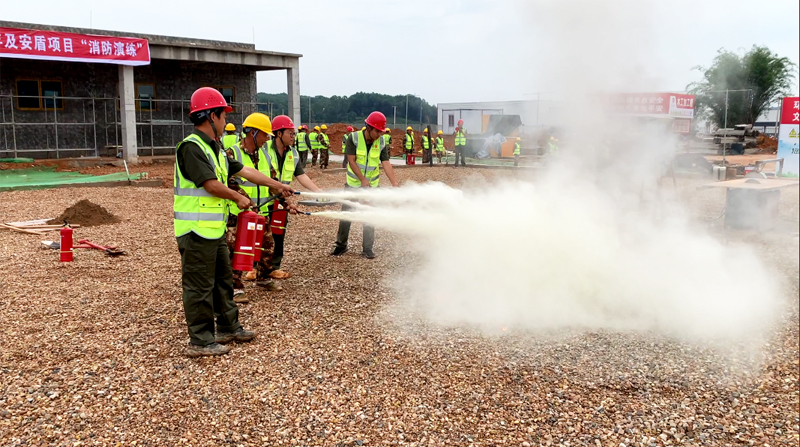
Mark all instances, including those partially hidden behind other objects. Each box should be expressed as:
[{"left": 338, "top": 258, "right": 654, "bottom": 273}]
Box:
[
  {"left": 361, "top": 126, "right": 366, "bottom": 131},
  {"left": 437, "top": 130, "right": 443, "bottom": 135},
  {"left": 321, "top": 124, "right": 328, "bottom": 130},
  {"left": 406, "top": 126, "right": 413, "bottom": 131},
  {"left": 241, "top": 113, "right": 272, "bottom": 134},
  {"left": 225, "top": 123, "right": 235, "bottom": 132},
  {"left": 297, "top": 125, "right": 302, "bottom": 131},
  {"left": 516, "top": 137, "right": 521, "bottom": 141},
  {"left": 550, "top": 136, "right": 556, "bottom": 141},
  {"left": 385, "top": 128, "right": 391, "bottom": 132},
  {"left": 314, "top": 126, "right": 320, "bottom": 131},
  {"left": 423, "top": 128, "right": 429, "bottom": 133}
]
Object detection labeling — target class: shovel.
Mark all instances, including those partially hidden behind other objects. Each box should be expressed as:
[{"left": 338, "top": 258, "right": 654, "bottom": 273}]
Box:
[{"left": 77, "top": 239, "right": 127, "bottom": 256}]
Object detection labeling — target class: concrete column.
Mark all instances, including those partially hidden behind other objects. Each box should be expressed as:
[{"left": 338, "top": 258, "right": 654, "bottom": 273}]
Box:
[
  {"left": 118, "top": 65, "right": 138, "bottom": 163},
  {"left": 286, "top": 64, "right": 301, "bottom": 125}
]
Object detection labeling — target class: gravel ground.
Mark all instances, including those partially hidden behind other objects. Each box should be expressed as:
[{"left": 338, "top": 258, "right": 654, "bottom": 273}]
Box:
[{"left": 0, "top": 165, "right": 797, "bottom": 447}]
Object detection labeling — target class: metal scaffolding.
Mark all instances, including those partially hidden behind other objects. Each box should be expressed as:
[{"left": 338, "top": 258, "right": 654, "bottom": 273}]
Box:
[{"left": 0, "top": 94, "right": 271, "bottom": 159}]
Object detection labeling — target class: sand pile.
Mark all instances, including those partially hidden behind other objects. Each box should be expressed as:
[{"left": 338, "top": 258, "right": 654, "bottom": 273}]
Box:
[{"left": 47, "top": 199, "right": 121, "bottom": 227}]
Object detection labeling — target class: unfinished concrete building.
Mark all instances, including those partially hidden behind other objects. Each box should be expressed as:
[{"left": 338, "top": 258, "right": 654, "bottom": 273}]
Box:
[{"left": 0, "top": 21, "right": 302, "bottom": 162}]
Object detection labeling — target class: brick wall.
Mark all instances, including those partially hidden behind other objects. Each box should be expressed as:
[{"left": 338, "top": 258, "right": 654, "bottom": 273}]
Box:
[{"left": 0, "top": 58, "right": 258, "bottom": 159}]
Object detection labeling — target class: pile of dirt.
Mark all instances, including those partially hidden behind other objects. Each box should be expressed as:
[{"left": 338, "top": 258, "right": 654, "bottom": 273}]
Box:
[
  {"left": 755, "top": 135, "right": 778, "bottom": 154},
  {"left": 324, "top": 123, "right": 456, "bottom": 157},
  {"left": 47, "top": 199, "right": 121, "bottom": 227}
]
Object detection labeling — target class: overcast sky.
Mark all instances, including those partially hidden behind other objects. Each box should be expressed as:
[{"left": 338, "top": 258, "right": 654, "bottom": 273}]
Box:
[{"left": 3, "top": 0, "right": 798, "bottom": 104}]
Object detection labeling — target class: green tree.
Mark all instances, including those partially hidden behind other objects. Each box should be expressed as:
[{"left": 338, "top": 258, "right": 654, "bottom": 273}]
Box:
[
  {"left": 256, "top": 92, "right": 437, "bottom": 126},
  {"left": 688, "top": 45, "right": 796, "bottom": 128}
]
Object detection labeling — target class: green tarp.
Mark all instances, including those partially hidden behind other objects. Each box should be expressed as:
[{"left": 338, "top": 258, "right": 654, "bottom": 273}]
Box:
[{"left": 0, "top": 166, "right": 145, "bottom": 191}]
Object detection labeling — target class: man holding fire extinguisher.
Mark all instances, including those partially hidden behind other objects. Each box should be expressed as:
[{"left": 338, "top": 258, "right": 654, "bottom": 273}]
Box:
[
  {"left": 262, "top": 115, "right": 324, "bottom": 278},
  {"left": 331, "top": 111, "right": 400, "bottom": 259},
  {"left": 225, "top": 112, "right": 279, "bottom": 300},
  {"left": 174, "top": 87, "right": 293, "bottom": 358}
]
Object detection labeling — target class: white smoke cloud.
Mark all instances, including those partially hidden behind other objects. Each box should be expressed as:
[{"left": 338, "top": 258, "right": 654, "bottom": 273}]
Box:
[
  {"left": 309, "top": 179, "right": 784, "bottom": 346},
  {"left": 303, "top": 0, "right": 788, "bottom": 350}
]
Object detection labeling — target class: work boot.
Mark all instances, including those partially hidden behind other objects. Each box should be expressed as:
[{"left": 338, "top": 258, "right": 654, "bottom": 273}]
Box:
[
  {"left": 186, "top": 342, "right": 230, "bottom": 358},
  {"left": 331, "top": 246, "right": 348, "bottom": 257},
  {"left": 361, "top": 249, "right": 376, "bottom": 260},
  {"left": 215, "top": 328, "right": 256, "bottom": 344},
  {"left": 233, "top": 289, "right": 248, "bottom": 304},
  {"left": 256, "top": 279, "right": 283, "bottom": 291}
]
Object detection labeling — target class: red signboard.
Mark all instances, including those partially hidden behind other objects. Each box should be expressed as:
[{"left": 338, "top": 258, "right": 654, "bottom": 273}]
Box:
[
  {"left": 608, "top": 92, "right": 696, "bottom": 119},
  {"left": 780, "top": 97, "right": 800, "bottom": 125},
  {"left": 0, "top": 27, "right": 150, "bottom": 66}
]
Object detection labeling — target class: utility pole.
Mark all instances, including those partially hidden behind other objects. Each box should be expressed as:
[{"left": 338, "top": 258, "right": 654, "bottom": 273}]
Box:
[
  {"left": 405, "top": 95, "right": 409, "bottom": 128},
  {"left": 392, "top": 106, "right": 397, "bottom": 128},
  {"left": 419, "top": 104, "right": 423, "bottom": 126},
  {"left": 308, "top": 97, "right": 312, "bottom": 124}
]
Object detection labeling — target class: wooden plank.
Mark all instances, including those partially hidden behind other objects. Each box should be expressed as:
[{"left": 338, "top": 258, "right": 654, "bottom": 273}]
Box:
[{"left": 0, "top": 223, "right": 46, "bottom": 235}]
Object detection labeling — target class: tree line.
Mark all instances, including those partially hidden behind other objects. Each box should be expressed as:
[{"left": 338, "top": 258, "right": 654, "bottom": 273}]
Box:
[{"left": 256, "top": 92, "right": 438, "bottom": 126}]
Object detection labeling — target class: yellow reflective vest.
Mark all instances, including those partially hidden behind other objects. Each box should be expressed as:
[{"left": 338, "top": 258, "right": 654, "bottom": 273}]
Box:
[
  {"left": 229, "top": 144, "right": 271, "bottom": 215},
  {"left": 346, "top": 130, "right": 383, "bottom": 188},
  {"left": 173, "top": 134, "right": 230, "bottom": 239}
]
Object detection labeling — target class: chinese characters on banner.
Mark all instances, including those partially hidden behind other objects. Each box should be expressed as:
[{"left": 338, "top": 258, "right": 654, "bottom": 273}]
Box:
[
  {"left": 0, "top": 27, "right": 149, "bottom": 66},
  {"left": 607, "top": 92, "right": 696, "bottom": 133},
  {"left": 608, "top": 93, "right": 696, "bottom": 118},
  {"left": 776, "top": 96, "right": 799, "bottom": 178}
]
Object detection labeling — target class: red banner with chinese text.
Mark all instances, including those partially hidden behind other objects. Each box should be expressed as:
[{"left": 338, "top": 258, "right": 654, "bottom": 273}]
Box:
[
  {"left": 0, "top": 27, "right": 150, "bottom": 66},
  {"left": 780, "top": 97, "right": 799, "bottom": 125},
  {"left": 608, "top": 92, "right": 696, "bottom": 119}
]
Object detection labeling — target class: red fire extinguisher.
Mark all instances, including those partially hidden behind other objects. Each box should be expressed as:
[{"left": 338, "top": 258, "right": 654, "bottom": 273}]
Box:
[
  {"left": 253, "top": 214, "right": 266, "bottom": 262},
  {"left": 270, "top": 202, "right": 288, "bottom": 236},
  {"left": 231, "top": 211, "right": 258, "bottom": 271},
  {"left": 60, "top": 222, "right": 73, "bottom": 262}
]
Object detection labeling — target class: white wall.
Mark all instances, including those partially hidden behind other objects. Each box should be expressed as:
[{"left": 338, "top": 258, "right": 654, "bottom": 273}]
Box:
[{"left": 437, "top": 100, "right": 561, "bottom": 134}]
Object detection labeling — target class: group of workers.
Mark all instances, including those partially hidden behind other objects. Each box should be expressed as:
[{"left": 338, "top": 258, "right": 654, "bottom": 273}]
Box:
[{"left": 174, "top": 87, "right": 398, "bottom": 358}]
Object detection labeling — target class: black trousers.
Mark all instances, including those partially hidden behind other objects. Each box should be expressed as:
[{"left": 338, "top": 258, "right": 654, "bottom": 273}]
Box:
[{"left": 177, "top": 232, "right": 241, "bottom": 346}]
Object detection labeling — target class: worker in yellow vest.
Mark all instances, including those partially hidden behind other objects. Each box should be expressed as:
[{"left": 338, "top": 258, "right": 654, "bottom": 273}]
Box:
[
  {"left": 263, "top": 115, "right": 324, "bottom": 276},
  {"left": 454, "top": 119, "right": 467, "bottom": 167},
  {"left": 548, "top": 136, "right": 559, "bottom": 155},
  {"left": 222, "top": 123, "right": 238, "bottom": 150},
  {"left": 342, "top": 125, "right": 354, "bottom": 168},
  {"left": 383, "top": 128, "right": 392, "bottom": 149},
  {"left": 225, "top": 113, "right": 282, "bottom": 298},
  {"left": 514, "top": 137, "right": 521, "bottom": 166},
  {"left": 174, "top": 88, "right": 293, "bottom": 357},
  {"left": 420, "top": 127, "right": 432, "bottom": 165},
  {"left": 332, "top": 112, "right": 400, "bottom": 259},
  {"left": 296, "top": 125, "right": 310, "bottom": 167},
  {"left": 319, "top": 124, "right": 331, "bottom": 169},
  {"left": 309, "top": 126, "right": 322, "bottom": 167},
  {"left": 434, "top": 130, "right": 445, "bottom": 164},
  {"left": 403, "top": 126, "right": 415, "bottom": 164}
]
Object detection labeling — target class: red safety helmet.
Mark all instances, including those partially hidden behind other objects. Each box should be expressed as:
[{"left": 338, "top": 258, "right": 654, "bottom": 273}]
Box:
[
  {"left": 302, "top": 125, "right": 309, "bottom": 131},
  {"left": 271, "top": 115, "right": 295, "bottom": 132},
  {"left": 457, "top": 119, "right": 464, "bottom": 126},
  {"left": 365, "top": 111, "right": 387, "bottom": 130},
  {"left": 346, "top": 125, "right": 354, "bottom": 132},
  {"left": 189, "top": 87, "right": 232, "bottom": 115}
]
